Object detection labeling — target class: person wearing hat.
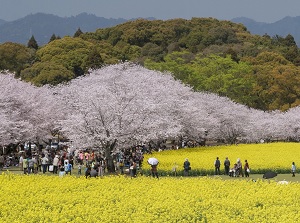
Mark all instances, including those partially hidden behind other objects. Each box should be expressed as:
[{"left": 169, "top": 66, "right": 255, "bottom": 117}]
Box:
[{"left": 53, "top": 155, "right": 59, "bottom": 174}]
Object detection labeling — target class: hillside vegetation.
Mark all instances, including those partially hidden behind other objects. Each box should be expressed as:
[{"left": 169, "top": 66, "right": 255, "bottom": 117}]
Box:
[{"left": 1, "top": 18, "right": 300, "bottom": 111}]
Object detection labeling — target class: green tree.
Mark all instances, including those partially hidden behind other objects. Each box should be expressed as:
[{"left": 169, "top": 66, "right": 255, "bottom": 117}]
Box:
[
  {"left": 49, "top": 34, "right": 57, "bottom": 43},
  {"left": 224, "top": 48, "right": 239, "bottom": 63},
  {"left": 37, "top": 36, "right": 94, "bottom": 75},
  {"left": 244, "top": 52, "right": 300, "bottom": 111},
  {"left": 27, "top": 35, "right": 39, "bottom": 50},
  {"left": 191, "top": 54, "right": 253, "bottom": 103},
  {"left": 20, "top": 36, "right": 96, "bottom": 85},
  {"left": 73, "top": 28, "right": 84, "bottom": 38},
  {"left": 144, "top": 51, "right": 195, "bottom": 83},
  {"left": 20, "top": 61, "right": 74, "bottom": 86},
  {"left": 146, "top": 52, "right": 254, "bottom": 106},
  {"left": 284, "top": 34, "right": 297, "bottom": 47},
  {"left": 141, "top": 43, "right": 164, "bottom": 62},
  {"left": 0, "top": 42, "right": 35, "bottom": 76}
]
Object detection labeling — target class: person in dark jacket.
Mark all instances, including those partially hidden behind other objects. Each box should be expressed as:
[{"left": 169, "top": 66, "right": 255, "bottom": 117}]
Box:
[
  {"left": 224, "top": 157, "right": 230, "bottom": 175},
  {"left": 85, "top": 165, "right": 91, "bottom": 178},
  {"left": 183, "top": 158, "right": 191, "bottom": 176},
  {"left": 214, "top": 157, "right": 221, "bottom": 175},
  {"left": 244, "top": 160, "right": 250, "bottom": 177}
]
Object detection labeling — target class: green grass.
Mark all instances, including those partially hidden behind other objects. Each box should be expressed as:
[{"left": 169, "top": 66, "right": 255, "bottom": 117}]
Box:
[{"left": 2, "top": 166, "right": 299, "bottom": 183}]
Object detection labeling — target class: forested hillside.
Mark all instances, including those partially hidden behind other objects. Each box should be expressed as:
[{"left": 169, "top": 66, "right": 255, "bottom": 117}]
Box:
[{"left": 1, "top": 18, "right": 300, "bottom": 111}]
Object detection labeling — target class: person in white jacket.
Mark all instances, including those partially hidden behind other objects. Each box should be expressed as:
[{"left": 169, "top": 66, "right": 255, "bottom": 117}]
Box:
[
  {"left": 41, "top": 154, "right": 48, "bottom": 174},
  {"left": 292, "top": 162, "right": 296, "bottom": 177},
  {"left": 53, "top": 155, "right": 59, "bottom": 174}
]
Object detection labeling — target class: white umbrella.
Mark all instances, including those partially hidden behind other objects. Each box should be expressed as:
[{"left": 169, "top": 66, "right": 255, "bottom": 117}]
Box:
[{"left": 148, "top": 157, "right": 159, "bottom": 165}]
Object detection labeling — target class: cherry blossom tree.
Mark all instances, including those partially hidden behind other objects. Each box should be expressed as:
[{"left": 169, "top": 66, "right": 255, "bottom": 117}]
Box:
[
  {"left": 186, "top": 92, "right": 253, "bottom": 144},
  {"left": 57, "top": 63, "right": 194, "bottom": 170},
  {"left": 0, "top": 73, "right": 61, "bottom": 150},
  {"left": 283, "top": 107, "right": 300, "bottom": 141},
  {"left": 56, "top": 63, "right": 300, "bottom": 165},
  {"left": 2, "top": 62, "right": 300, "bottom": 159}
]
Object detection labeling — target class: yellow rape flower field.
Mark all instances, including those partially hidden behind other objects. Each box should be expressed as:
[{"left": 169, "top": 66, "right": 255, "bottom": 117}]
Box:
[
  {"left": 143, "top": 142, "right": 300, "bottom": 175},
  {"left": 1, "top": 142, "right": 300, "bottom": 223},
  {"left": 1, "top": 174, "right": 300, "bottom": 222}
]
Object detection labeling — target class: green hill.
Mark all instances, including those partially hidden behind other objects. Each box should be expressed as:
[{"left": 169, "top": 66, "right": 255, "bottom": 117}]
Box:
[{"left": 1, "top": 18, "right": 300, "bottom": 111}]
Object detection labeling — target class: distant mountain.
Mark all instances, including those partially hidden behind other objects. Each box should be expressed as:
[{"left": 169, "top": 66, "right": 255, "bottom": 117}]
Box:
[
  {"left": 232, "top": 16, "right": 300, "bottom": 46},
  {"left": 0, "top": 19, "right": 6, "bottom": 26},
  {"left": 0, "top": 13, "right": 130, "bottom": 45}
]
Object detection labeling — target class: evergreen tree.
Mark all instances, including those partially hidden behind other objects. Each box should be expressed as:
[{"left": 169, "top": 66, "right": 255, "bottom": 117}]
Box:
[
  {"left": 27, "top": 35, "right": 38, "bottom": 50},
  {"left": 49, "top": 34, "right": 57, "bottom": 43},
  {"left": 73, "top": 28, "right": 83, "bottom": 38}
]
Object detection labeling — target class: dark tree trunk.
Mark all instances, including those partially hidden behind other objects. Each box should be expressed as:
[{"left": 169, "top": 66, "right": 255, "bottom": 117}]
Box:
[{"left": 104, "top": 139, "right": 117, "bottom": 173}]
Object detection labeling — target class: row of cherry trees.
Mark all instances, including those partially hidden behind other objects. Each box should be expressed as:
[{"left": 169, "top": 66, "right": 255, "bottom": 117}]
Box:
[
  {"left": 1, "top": 63, "right": 299, "bottom": 157},
  {"left": 0, "top": 73, "right": 64, "bottom": 147}
]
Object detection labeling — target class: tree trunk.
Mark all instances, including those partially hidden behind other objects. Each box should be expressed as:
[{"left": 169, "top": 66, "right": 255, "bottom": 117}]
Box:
[{"left": 104, "top": 139, "right": 117, "bottom": 173}]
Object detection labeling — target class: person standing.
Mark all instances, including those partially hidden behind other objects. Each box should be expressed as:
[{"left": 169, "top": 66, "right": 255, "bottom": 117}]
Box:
[
  {"left": 214, "top": 157, "right": 221, "bottom": 175},
  {"left": 244, "top": 160, "right": 250, "bottom": 177},
  {"left": 236, "top": 158, "right": 243, "bottom": 177},
  {"left": 37, "top": 154, "right": 42, "bottom": 172},
  {"left": 59, "top": 166, "right": 65, "bottom": 177},
  {"left": 22, "top": 156, "right": 28, "bottom": 174},
  {"left": 64, "top": 160, "right": 72, "bottom": 175},
  {"left": 183, "top": 158, "right": 191, "bottom": 176},
  {"left": 19, "top": 154, "right": 24, "bottom": 171},
  {"left": 224, "top": 157, "right": 230, "bottom": 175},
  {"left": 0, "top": 154, "right": 5, "bottom": 170},
  {"left": 151, "top": 165, "right": 159, "bottom": 179},
  {"left": 32, "top": 155, "right": 38, "bottom": 174},
  {"left": 27, "top": 156, "right": 34, "bottom": 174},
  {"left": 172, "top": 163, "right": 178, "bottom": 176},
  {"left": 53, "top": 155, "right": 59, "bottom": 174},
  {"left": 85, "top": 165, "right": 91, "bottom": 178},
  {"left": 41, "top": 154, "right": 48, "bottom": 174},
  {"left": 119, "top": 159, "right": 124, "bottom": 175},
  {"left": 292, "top": 162, "right": 296, "bottom": 177},
  {"left": 79, "top": 151, "right": 84, "bottom": 165},
  {"left": 78, "top": 163, "right": 82, "bottom": 175},
  {"left": 130, "top": 161, "right": 137, "bottom": 178},
  {"left": 98, "top": 162, "right": 104, "bottom": 177}
]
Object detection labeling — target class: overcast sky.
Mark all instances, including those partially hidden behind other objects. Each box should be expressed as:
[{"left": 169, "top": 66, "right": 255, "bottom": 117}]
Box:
[{"left": 0, "top": 0, "right": 299, "bottom": 23}]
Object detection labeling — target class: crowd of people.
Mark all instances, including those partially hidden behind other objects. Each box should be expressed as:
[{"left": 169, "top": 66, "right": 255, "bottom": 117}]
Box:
[
  {"left": 180, "top": 157, "right": 251, "bottom": 177},
  {"left": 213, "top": 157, "right": 250, "bottom": 177},
  {"left": 0, "top": 146, "right": 297, "bottom": 178},
  {"left": 0, "top": 145, "right": 147, "bottom": 177}
]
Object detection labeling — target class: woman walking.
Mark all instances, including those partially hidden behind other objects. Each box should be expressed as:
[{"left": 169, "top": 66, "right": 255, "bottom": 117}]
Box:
[{"left": 292, "top": 162, "right": 296, "bottom": 177}]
